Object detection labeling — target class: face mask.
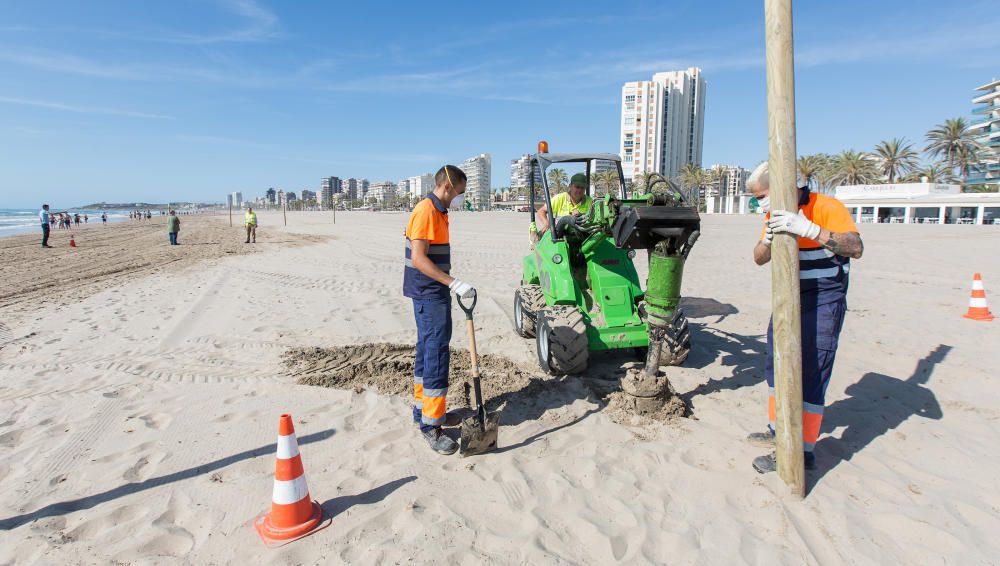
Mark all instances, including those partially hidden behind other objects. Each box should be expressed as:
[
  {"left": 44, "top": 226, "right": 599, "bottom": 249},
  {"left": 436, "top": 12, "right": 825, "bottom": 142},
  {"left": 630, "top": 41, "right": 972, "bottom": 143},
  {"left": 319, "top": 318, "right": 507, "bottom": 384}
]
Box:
[
  {"left": 758, "top": 196, "right": 770, "bottom": 213},
  {"left": 450, "top": 192, "right": 466, "bottom": 209}
]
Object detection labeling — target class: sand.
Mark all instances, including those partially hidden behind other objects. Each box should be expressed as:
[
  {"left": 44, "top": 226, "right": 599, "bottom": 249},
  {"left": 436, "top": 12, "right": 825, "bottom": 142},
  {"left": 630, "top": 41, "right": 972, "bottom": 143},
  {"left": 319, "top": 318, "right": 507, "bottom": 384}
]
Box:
[{"left": 1, "top": 210, "right": 999, "bottom": 564}]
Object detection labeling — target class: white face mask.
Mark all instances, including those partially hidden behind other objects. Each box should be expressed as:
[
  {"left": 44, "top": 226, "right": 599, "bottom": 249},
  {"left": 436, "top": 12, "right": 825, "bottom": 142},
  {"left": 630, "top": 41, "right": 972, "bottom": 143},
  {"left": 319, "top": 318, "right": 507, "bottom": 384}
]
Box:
[
  {"left": 758, "top": 196, "right": 770, "bottom": 213},
  {"left": 449, "top": 192, "right": 466, "bottom": 210}
]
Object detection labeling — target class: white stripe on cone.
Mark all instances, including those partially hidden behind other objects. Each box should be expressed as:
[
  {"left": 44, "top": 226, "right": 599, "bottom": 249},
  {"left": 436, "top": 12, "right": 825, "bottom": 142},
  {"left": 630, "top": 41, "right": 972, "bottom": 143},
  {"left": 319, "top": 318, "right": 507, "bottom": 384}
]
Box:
[
  {"left": 970, "top": 297, "right": 989, "bottom": 308},
  {"left": 272, "top": 475, "right": 310, "bottom": 505},
  {"left": 276, "top": 433, "right": 300, "bottom": 459},
  {"left": 972, "top": 280, "right": 984, "bottom": 291}
]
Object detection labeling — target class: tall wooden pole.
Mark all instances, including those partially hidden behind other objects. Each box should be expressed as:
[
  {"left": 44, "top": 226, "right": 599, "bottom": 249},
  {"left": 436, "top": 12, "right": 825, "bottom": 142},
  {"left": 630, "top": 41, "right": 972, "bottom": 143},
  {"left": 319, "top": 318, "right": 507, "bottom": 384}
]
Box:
[
  {"left": 765, "top": 0, "right": 805, "bottom": 497},
  {"left": 229, "top": 202, "right": 232, "bottom": 227},
  {"left": 282, "top": 199, "right": 287, "bottom": 226}
]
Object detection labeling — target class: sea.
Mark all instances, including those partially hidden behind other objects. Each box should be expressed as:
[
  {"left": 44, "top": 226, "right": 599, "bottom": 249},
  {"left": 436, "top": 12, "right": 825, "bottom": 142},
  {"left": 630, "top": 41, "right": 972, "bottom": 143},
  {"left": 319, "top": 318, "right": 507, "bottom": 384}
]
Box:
[{"left": 0, "top": 208, "right": 132, "bottom": 238}]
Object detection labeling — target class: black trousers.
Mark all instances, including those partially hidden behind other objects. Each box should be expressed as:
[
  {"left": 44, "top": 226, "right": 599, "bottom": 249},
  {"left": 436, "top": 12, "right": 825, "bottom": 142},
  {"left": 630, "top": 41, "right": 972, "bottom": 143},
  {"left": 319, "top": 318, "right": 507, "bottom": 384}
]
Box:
[{"left": 41, "top": 224, "right": 50, "bottom": 247}]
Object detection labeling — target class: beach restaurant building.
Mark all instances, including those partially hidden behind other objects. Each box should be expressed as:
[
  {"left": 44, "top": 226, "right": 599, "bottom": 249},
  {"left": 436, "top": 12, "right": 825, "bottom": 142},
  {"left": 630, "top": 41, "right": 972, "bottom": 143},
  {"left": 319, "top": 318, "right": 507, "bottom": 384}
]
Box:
[{"left": 834, "top": 182, "right": 1000, "bottom": 225}]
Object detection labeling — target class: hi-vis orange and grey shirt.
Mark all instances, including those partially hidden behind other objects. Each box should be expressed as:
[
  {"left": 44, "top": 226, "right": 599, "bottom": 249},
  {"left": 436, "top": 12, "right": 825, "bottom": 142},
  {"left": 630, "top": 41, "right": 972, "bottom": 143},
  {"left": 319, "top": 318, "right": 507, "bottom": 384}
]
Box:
[
  {"left": 403, "top": 193, "right": 450, "bottom": 299},
  {"left": 763, "top": 190, "right": 859, "bottom": 306}
]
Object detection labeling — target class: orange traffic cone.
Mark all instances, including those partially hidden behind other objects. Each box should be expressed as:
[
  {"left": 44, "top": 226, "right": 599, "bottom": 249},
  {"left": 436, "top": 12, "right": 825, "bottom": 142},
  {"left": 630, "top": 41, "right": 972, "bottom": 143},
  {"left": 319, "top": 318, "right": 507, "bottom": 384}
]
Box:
[
  {"left": 963, "top": 273, "right": 995, "bottom": 321},
  {"left": 69, "top": 234, "right": 77, "bottom": 248},
  {"left": 254, "top": 414, "right": 324, "bottom": 546}
]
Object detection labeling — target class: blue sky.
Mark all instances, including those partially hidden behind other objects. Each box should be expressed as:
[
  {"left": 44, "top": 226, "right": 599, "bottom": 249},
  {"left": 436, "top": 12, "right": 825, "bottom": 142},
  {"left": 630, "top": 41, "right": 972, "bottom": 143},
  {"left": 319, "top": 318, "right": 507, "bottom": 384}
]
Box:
[{"left": 0, "top": 0, "right": 996, "bottom": 208}]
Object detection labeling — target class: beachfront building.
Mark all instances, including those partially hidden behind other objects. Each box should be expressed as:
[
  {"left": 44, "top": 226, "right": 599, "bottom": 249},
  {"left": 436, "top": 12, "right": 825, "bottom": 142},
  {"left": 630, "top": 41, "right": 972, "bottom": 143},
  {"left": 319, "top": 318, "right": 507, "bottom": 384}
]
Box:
[
  {"left": 367, "top": 181, "right": 396, "bottom": 207},
  {"left": 360, "top": 179, "right": 370, "bottom": 199},
  {"left": 835, "top": 182, "right": 1000, "bottom": 224},
  {"left": 510, "top": 154, "right": 539, "bottom": 189},
  {"left": 619, "top": 67, "right": 706, "bottom": 182},
  {"left": 409, "top": 173, "right": 434, "bottom": 200},
  {"left": 230, "top": 191, "right": 243, "bottom": 209},
  {"left": 461, "top": 153, "right": 492, "bottom": 210},
  {"left": 397, "top": 179, "right": 411, "bottom": 200},
  {"left": 703, "top": 165, "right": 751, "bottom": 214},
  {"left": 341, "top": 178, "right": 358, "bottom": 201},
  {"left": 300, "top": 190, "right": 316, "bottom": 205},
  {"left": 968, "top": 79, "right": 1000, "bottom": 189},
  {"left": 320, "top": 177, "right": 341, "bottom": 209},
  {"left": 266, "top": 188, "right": 276, "bottom": 205}
]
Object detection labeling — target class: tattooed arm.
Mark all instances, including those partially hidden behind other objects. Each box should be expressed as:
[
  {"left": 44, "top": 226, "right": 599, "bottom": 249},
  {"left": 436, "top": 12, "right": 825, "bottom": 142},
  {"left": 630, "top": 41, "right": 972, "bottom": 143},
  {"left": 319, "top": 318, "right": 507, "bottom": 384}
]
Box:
[{"left": 816, "top": 228, "right": 864, "bottom": 259}]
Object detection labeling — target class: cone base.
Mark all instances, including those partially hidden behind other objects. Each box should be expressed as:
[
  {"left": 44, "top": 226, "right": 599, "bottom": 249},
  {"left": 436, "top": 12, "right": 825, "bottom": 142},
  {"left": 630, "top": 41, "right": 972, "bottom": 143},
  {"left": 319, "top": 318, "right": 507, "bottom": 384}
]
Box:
[
  {"left": 254, "top": 500, "right": 323, "bottom": 545},
  {"left": 963, "top": 311, "right": 995, "bottom": 321}
]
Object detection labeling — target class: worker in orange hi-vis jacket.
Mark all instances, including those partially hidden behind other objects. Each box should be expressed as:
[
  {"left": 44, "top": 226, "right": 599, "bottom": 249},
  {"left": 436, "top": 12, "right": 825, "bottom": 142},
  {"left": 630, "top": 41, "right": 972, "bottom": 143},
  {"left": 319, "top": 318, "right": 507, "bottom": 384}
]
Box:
[{"left": 747, "top": 161, "right": 864, "bottom": 474}]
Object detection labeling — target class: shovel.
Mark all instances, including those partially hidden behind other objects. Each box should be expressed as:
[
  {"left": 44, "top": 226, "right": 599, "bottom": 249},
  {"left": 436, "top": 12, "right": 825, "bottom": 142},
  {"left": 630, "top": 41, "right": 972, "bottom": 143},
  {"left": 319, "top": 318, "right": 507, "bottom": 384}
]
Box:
[{"left": 457, "top": 294, "right": 501, "bottom": 456}]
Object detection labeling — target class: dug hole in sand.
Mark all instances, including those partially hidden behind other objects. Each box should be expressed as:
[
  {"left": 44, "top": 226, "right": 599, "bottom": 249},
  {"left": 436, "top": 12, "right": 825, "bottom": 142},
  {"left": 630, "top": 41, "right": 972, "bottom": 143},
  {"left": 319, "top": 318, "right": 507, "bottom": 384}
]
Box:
[{"left": 282, "top": 342, "right": 690, "bottom": 430}]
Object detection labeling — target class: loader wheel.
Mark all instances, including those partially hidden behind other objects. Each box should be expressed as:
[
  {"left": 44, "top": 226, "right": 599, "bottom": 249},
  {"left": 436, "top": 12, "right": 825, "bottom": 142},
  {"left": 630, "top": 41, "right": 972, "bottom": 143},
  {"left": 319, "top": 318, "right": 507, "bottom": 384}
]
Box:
[
  {"left": 514, "top": 285, "right": 544, "bottom": 338},
  {"left": 658, "top": 309, "right": 691, "bottom": 366},
  {"left": 536, "top": 307, "right": 589, "bottom": 375}
]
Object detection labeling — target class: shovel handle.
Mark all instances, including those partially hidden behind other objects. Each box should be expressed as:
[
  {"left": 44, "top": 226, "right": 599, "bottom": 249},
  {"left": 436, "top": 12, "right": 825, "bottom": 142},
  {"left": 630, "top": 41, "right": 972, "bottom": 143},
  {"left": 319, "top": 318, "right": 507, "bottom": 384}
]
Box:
[{"left": 465, "top": 319, "right": 479, "bottom": 378}]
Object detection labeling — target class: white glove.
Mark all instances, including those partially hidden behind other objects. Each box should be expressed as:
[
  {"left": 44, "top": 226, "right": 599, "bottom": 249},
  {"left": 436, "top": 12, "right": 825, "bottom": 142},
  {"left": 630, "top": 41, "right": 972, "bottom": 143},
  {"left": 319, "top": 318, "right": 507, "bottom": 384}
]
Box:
[
  {"left": 449, "top": 278, "right": 476, "bottom": 299},
  {"left": 761, "top": 224, "right": 774, "bottom": 246},
  {"left": 768, "top": 209, "right": 820, "bottom": 240}
]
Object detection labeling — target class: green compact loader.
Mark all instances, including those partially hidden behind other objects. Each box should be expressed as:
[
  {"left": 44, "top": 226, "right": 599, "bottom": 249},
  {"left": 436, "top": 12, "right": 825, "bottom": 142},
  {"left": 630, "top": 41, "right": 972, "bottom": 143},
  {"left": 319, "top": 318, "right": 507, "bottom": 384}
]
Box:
[{"left": 514, "top": 144, "right": 700, "bottom": 408}]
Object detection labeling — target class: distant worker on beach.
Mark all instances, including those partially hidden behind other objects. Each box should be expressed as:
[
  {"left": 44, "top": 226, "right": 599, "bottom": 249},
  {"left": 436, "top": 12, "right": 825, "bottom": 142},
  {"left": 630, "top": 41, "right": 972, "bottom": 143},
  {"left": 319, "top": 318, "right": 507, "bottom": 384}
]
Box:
[
  {"left": 747, "top": 162, "right": 864, "bottom": 474},
  {"left": 101, "top": 212, "right": 107, "bottom": 225},
  {"left": 403, "top": 164, "right": 476, "bottom": 455},
  {"left": 534, "top": 173, "right": 592, "bottom": 234},
  {"left": 39, "top": 204, "right": 52, "bottom": 248},
  {"left": 244, "top": 206, "right": 257, "bottom": 243},
  {"left": 167, "top": 210, "right": 180, "bottom": 245}
]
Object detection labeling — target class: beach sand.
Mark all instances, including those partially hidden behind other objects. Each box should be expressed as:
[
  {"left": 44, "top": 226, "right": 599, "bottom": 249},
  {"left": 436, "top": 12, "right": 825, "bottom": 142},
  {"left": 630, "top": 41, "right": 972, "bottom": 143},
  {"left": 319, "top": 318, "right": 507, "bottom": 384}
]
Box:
[{"left": 1, "top": 211, "right": 998, "bottom": 564}]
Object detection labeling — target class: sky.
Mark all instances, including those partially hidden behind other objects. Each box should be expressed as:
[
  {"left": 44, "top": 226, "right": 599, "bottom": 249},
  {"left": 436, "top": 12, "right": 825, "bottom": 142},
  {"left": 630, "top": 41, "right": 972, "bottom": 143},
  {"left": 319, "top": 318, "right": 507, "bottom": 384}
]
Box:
[{"left": 0, "top": 0, "right": 997, "bottom": 208}]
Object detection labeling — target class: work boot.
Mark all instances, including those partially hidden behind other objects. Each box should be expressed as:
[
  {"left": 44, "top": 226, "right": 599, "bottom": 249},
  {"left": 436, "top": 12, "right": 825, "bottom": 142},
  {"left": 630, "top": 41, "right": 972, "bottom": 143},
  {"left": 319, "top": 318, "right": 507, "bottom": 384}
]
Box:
[
  {"left": 752, "top": 451, "right": 816, "bottom": 474},
  {"left": 746, "top": 431, "right": 775, "bottom": 447},
  {"left": 421, "top": 427, "right": 458, "bottom": 455}
]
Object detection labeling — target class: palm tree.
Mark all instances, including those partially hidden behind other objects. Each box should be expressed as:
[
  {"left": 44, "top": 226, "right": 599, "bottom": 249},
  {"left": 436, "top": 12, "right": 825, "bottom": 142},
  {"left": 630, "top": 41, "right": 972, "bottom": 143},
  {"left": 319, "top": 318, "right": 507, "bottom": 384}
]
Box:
[
  {"left": 797, "top": 154, "right": 830, "bottom": 191},
  {"left": 902, "top": 162, "right": 957, "bottom": 184},
  {"left": 824, "top": 150, "right": 880, "bottom": 186},
  {"left": 547, "top": 168, "right": 568, "bottom": 193},
  {"left": 707, "top": 164, "right": 727, "bottom": 198},
  {"left": 594, "top": 170, "right": 621, "bottom": 198},
  {"left": 873, "top": 138, "right": 919, "bottom": 183},
  {"left": 925, "top": 118, "right": 985, "bottom": 185},
  {"left": 677, "top": 163, "right": 708, "bottom": 204}
]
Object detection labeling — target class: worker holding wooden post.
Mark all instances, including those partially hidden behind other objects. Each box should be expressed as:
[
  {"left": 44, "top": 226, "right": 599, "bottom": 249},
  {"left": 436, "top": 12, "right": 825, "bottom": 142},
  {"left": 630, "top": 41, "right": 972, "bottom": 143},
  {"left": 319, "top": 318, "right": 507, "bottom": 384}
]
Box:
[{"left": 747, "top": 162, "right": 864, "bottom": 474}]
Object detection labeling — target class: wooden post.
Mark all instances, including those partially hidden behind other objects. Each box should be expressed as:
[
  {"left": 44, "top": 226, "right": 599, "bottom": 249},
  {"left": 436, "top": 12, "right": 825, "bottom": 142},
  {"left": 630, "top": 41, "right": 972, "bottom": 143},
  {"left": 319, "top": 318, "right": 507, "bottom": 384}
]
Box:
[
  {"left": 764, "top": 0, "right": 805, "bottom": 497},
  {"left": 229, "top": 202, "right": 232, "bottom": 227},
  {"left": 333, "top": 200, "right": 336, "bottom": 224},
  {"left": 282, "top": 199, "right": 287, "bottom": 226}
]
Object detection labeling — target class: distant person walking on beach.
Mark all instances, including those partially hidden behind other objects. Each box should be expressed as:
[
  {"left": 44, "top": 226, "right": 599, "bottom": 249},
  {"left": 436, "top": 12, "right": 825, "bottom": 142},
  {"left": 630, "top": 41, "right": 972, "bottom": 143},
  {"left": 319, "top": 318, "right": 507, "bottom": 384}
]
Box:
[
  {"left": 74, "top": 213, "right": 80, "bottom": 226},
  {"left": 244, "top": 206, "right": 257, "bottom": 243},
  {"left": 746, "top": 162, "right": 864, "bottom": 474},
  {"left": 39, "top": 204, "right": 52, "bottom": 248},
  {"left": 167, "top": 210, "right": 180, "bottom": 245},
  {"left": 101, "top": 212, "right": 107, "bottom": 225},
  {"left": 84, "top": 214, "right": 88, "bottom": 224},
  {"left": 403, "top": 164, "right": 476, "bottom": 455}
]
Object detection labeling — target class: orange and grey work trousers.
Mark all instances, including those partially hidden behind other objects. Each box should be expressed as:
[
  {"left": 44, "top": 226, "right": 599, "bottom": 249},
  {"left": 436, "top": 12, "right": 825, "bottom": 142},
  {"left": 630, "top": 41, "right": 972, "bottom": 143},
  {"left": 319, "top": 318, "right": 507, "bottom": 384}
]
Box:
[
  {"left": 765, "top": 299, "right": 847, "bottom": 454},
  {"left": 412, "top": 296, "right": 452, "bottom": 431}
]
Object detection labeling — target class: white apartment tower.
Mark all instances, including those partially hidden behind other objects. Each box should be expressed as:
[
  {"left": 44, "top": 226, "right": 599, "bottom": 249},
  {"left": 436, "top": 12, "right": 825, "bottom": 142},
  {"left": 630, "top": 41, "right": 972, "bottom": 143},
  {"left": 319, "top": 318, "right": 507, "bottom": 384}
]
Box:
[
  {"left": 409, "top": 173, "right": 435, "bottom": 199},
  {"left": 619, "top": 67, "right": 706, "bottom": 182},
  {"left": 510, "top": 154, "right": 531, "bottom": 188},
  {"left": 461, "top": 153, "right": 492, "bottom": 210},
  {"left": 968, "top": 79, "right": 1000, "bottom": 189}
]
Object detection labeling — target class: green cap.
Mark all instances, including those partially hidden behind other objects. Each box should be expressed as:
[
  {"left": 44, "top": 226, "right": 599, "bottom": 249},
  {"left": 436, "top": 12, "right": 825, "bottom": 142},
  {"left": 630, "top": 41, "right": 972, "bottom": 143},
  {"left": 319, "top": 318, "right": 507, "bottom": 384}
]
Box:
[{"left": 570, "top": 173, "right": 588, "bottom": 188}]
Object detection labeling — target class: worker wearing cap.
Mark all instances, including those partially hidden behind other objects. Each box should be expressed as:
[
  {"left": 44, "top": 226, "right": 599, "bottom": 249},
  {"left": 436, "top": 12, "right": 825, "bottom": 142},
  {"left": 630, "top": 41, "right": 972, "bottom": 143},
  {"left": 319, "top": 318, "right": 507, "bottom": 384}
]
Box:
[
  {"left": 404, "top": 164, "right": 477, "bottom": 455},
  {"left": 535, "top": 173, "right": 592, "bottom": 234},
  {"left": 747, "top": 162, "right": 864, "bottom": 473},
  {"left": 244, "top": 206, "right": 257, "bottom": 243}
]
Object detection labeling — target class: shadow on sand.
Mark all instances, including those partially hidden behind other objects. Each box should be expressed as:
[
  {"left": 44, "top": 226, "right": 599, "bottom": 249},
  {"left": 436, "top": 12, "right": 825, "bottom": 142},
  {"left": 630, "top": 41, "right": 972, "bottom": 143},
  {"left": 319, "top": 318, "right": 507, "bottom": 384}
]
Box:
[
  {"left": 0, "top": 428, "right": 337, "bottom": 531},
  {"left": 808, "top": 344, "right": 947, "bottom": 491}
]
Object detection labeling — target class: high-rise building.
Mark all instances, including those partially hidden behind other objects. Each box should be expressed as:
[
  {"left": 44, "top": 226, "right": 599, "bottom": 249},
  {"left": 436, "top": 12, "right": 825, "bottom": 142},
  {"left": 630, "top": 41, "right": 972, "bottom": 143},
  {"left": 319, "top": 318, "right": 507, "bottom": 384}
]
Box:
[
  {"left": 619, "top": 67, "right": 706, "bottom": 182},
  {"left": 320, "top": 177, "right": 341, "bottom": 209},
  {"left": 968, "top": 79, "right": 1000, "bottom": 189},
  {"left": 266, "top": 188, "right": 276, "bottom": 205},
  {"left": 397, "top": 178, "right": 411, "bottom": 199},
  {"left": 510, "top": 154, "right": 542, "bottom": 189},
  {"left": 301, "top": 189, "right": 316, "bottom": 203},
  {"left": 230, "top": 191, "right": 243, "bottom": 209},
  {"left": 709, "top": 164, "right": 750, "bottom": 197},
  {"left": 367, "top": 181, "right": 397, "bottom": 205},
  {"left": 360, "top": 179, "right": 370, "bottom": 198},
  {"left": 461, "top": 153, "right": 492, "bottom": 210},
  {"left": 408, "top": 173, "right": 435, "bottom": 200},
  {"left": 226, "top": 194, "right": 233, "bottom": 208}
]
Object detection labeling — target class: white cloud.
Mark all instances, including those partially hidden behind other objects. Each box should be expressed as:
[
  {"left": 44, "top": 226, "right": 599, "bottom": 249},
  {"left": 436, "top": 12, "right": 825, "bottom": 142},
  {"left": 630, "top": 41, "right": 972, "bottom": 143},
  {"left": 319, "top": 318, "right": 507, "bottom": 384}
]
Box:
[{"left": 0, "top": 95, "right": 173, "bottom": 119}]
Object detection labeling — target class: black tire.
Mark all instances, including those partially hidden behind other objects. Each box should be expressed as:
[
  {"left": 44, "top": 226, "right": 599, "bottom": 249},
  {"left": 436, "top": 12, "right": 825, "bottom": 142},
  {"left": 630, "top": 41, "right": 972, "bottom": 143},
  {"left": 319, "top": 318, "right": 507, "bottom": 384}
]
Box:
[
  {"left": 658, "top": 308, "right": 691, "bottom": 366},
  {"left": 535, "top": 306, "right": 589, "bottom": 375},
  {"left": 514, "top": 285, "right": 544, "bottom": 338}
]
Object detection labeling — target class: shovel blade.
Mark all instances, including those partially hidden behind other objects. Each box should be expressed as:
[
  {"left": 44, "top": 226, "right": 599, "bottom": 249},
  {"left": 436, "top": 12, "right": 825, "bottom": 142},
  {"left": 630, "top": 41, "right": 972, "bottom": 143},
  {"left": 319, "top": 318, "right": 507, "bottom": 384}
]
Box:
[{"left": 459, "top": 410, "right": 501, "bottom": 456}]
